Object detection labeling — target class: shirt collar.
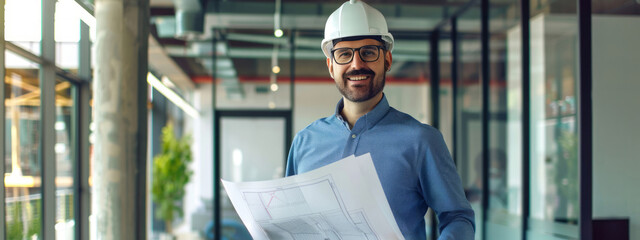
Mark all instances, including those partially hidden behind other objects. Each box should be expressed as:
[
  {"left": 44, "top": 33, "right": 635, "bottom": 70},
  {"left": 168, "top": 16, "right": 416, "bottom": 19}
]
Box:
[{"left": 334, "top": 94, "right": 391, "bottom": 131}]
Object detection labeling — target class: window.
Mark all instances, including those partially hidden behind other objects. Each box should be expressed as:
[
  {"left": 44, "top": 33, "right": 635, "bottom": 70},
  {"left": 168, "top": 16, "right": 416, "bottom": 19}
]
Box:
[
  {"left": 5, "top": 0, "right": 42, "bottom": 55},
  {"left": 55, "top": 0, "right": 81, "bottom": 72},
  {"left": 4, "top": 50, "right": 42, "bottom": 239}
]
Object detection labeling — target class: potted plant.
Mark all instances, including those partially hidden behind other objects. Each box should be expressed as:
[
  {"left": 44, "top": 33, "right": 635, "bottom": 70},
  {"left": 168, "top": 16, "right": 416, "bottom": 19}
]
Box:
[{"left": 152, "top": 123, "right": 193, "bottom": 235}]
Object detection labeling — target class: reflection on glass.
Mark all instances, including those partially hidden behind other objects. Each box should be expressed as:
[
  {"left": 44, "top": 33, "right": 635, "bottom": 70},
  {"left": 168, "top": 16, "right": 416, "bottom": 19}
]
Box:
[
  {"left": 486, "top": 0, "right": 523, "bottom": 238},
  {"left": 456, "top": 6, "right": 484, "bottom": 240},
  {"left": 529, "top": 3, "right": 579, "bottom": 239},
  {"left": 55, "top": 78, "right": 76, "bottom": 238},
  {"left": 5, "top": 0, "right": 42, "bottom": 55},
  {"left": 220, "top": 117, "right": 285, "bottom": 239},
  {"left": 4, "top": 50, "right": 42, "bottom": 239}
]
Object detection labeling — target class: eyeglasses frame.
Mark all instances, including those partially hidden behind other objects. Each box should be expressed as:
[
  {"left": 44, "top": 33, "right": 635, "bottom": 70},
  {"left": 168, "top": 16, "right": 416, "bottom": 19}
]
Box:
[{"left": 330, "top": 45, "right": 387, "bottom": 65}]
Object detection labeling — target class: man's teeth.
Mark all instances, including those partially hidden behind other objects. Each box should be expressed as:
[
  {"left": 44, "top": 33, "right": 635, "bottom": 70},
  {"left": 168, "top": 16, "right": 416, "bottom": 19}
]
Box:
[{"left": 349, "top": 76, "right": 367, "bottom": 80}]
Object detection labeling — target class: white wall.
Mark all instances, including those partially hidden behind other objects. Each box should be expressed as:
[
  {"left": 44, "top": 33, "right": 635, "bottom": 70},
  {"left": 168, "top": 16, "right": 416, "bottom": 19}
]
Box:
[
  {"left": 592, "top": 15, "right": 640, "bottom": 240},
  {"left": 293, "top": 82, "right": 429, "bottom": 133},
  {"left": 175, "top": 84, "right": 214, "bottom": 234},
  {"left": 216, "top": 81, "right": 292, "bottom": 110},
  {"left": 293, "top": 83, "right": 343, "bottom": 133}
]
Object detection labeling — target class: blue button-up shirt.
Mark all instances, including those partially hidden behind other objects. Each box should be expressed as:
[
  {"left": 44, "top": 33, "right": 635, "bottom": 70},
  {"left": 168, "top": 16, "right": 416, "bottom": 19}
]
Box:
[{"left": 286, "top": 95, "right": 475, "bottom": 240}]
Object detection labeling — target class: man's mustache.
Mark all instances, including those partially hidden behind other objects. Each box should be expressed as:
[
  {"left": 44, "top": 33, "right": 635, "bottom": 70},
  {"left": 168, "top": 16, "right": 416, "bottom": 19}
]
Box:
[{"left": 344, "top": 69, "right": 375, "bottom": 78}]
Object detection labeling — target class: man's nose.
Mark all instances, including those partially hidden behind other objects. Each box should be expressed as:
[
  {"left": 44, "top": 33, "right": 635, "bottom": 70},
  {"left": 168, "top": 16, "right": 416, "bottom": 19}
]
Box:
[{"left": 350, "top": 51, "right": 367, "bottom": 69}]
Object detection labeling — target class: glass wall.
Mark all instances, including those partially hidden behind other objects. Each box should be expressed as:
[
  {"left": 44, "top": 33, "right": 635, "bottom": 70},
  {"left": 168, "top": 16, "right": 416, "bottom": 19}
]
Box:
[
  {"left": 4, "top": 50, "right": 42, "bottom": 239},
  {"left": 3, "top": 51, "right": 81, "bottom": 240},
  {"left": 3, "top": 0, "right": 92, "bottom": 239},
  {"left": 487, "top": 0, "right": 523, "bottom": 238},
  {"left": 456, "top": 5, "right": 484, "bottom": 240},
  {"left": 55, "top": 77, "right": 76, "bottom": 238},
  {"left": 528, "top": 1, "right": 579, "bottom": 239}
]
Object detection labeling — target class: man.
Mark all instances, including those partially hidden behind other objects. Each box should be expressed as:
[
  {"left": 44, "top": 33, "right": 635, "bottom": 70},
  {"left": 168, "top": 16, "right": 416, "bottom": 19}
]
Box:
[{"left": 285, "top": 0, "right": 475, "bottom": 239}]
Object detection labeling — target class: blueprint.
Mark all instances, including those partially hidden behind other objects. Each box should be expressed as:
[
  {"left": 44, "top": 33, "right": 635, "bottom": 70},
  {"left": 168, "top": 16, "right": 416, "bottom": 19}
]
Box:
[{"left": 222, "top": 154, "right": 404, "bottom": 240}]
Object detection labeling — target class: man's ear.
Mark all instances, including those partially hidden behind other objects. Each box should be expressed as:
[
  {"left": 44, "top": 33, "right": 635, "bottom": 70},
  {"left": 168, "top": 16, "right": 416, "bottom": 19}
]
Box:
[
  {"left": 385, "top": 51, "right": 393, "bottom": 72},
  {"left": 326, "top": 57, "right": 334, "bottom": 78}
]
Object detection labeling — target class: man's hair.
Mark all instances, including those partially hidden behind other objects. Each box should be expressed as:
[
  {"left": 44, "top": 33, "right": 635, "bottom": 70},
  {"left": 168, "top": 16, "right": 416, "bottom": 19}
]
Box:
[{"left": 331, "top": 35, "right": 385, "bottom": 49}]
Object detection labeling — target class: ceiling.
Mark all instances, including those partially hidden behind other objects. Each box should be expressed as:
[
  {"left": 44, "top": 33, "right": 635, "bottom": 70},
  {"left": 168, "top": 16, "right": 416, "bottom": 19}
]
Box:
[
  {"left": 146, "top": 0, "right": 640, "bottom": 98},
  {"left": 148, "top": 0, "right": 480, "bottom": 97}
]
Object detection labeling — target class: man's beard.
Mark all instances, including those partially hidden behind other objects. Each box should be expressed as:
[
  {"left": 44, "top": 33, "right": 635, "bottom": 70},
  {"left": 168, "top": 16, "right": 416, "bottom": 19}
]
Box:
[{"left": 336, "top": 68, "right": 386, "bottom": 102}]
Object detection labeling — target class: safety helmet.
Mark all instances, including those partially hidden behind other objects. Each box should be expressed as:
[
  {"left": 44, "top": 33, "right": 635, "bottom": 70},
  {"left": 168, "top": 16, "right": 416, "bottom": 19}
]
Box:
[{"left": 321, "top": 0, "right": 394, "bottom": 58}]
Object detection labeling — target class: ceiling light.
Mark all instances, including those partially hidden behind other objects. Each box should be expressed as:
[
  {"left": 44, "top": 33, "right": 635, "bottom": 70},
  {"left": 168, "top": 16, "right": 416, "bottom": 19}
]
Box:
[
  {"left": 270, "top": 82, "right": 279, "bottom": 92},
  {"left": 161, "top": 76, "right": 176, "bottom": 88},
  {"left": 272, "top": 65, "right": 280, "bottom": 74},
  {"left": 147, "top": 73, "right": 199, "bottom": 118},
  {"left": 274, "top": 29, "right": 283, "bottom": 38},
  {"left": 274, "top": 0, "right": 282, "bottom": 38}
]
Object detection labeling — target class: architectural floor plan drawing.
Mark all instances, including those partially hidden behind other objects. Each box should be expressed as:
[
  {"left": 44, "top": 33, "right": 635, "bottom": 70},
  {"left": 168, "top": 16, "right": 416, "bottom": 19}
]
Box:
[
  {"left": 222, "top": 154, "right": 404, "bottom": 240},
  {"left": 243, "top": 177, "right": 378, "bottom": 239}
]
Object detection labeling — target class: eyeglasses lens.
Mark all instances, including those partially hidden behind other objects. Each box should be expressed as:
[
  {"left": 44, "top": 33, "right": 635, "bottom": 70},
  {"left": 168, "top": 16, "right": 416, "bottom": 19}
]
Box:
[{"left": 332, "top": 46, "right": 380, "bottom": 64}]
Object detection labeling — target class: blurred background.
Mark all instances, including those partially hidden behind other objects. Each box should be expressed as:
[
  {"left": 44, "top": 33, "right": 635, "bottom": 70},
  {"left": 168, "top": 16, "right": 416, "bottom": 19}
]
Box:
[{"left": 2, "top": 0, "right": 639, "bottom": 239}]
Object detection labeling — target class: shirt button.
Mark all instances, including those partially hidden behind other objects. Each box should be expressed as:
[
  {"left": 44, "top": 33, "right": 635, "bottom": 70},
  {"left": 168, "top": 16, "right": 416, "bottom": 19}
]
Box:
[{"left": 351, "top": 134, "right": 356, "bottom": 138}]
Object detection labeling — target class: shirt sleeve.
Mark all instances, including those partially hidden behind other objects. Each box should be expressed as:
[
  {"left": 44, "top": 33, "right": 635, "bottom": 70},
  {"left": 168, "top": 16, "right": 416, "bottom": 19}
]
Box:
[{"left": 420, "top": 131, "right": 476, "bottom": 239}]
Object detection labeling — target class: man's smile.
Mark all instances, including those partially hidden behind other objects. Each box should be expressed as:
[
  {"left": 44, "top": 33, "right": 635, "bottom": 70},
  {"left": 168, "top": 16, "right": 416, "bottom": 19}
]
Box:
[
  {"left": 344, "top": 69, "right": 376, "bottom": 83},
  {"left": 347, "top": 75, "right": 371, "bottom": 81}
]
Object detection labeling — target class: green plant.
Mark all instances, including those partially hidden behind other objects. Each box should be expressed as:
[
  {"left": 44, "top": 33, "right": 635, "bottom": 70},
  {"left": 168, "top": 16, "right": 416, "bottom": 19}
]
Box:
[
  {"left": 6, "top": 199, "right": 41, "bottom": 240},
  {"left": 7, "top": 202, "right": 24, "bottom": 239},
  {"left": 555, "top": 130, "right": 579, "bottom": 223},
  {"left": 27, "top": 199, "right": 41, "bottom": 238},
  {"left": 152, "top": 123, "right": 193, "bottom": 234}
]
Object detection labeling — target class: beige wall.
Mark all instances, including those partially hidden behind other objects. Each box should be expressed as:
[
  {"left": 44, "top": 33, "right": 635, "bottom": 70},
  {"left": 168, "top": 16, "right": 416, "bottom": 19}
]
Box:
[{"left": 592, "top": 15, "right": 640, "bottom": 240}]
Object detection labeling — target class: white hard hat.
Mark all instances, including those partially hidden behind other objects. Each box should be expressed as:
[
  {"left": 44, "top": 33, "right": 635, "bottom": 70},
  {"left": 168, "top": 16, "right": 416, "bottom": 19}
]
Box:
[{"left": 321, "top": 0, "right": 394, "bottom": 58}]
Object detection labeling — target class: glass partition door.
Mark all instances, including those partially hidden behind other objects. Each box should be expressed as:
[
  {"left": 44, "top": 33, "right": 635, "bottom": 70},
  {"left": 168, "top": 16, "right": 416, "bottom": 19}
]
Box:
[
  {"left": 486, "top": 0, "right": 524, "bottom": 238},
  {"left": 528, "top": 9, "right": 580, "bottom": 239}
]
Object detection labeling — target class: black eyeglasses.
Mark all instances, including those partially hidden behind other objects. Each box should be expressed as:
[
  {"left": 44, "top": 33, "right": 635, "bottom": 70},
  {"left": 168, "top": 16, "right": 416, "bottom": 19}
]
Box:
[{"left": 331, "top": 45, "right": 385, "bottom": 65}]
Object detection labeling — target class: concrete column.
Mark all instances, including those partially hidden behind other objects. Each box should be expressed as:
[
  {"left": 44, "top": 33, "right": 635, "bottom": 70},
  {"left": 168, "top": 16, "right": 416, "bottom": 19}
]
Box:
[{"left": 93, "top": 0, "right": 149, "bottom": 239}]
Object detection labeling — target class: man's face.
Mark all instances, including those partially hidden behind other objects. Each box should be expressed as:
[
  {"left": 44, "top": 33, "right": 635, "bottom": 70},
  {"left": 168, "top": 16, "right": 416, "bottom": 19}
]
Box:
[{"left": 327, "top": 39, "right": 392, "bottom": 103}]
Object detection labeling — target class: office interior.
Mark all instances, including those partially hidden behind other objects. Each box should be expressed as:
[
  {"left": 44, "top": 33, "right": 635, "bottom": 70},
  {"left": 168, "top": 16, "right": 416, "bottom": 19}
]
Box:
[{"left": 1, "top": 0, "right": 639, "bottom": 239}]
